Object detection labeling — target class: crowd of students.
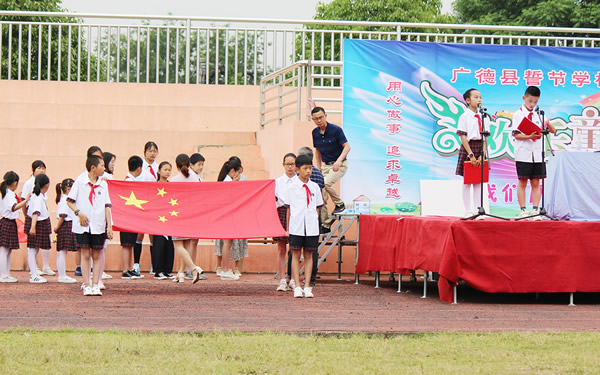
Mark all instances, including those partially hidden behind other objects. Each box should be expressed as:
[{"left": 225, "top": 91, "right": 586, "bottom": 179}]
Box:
[{"left": 0, "top": 142, "right": 326, "bottom": 298}]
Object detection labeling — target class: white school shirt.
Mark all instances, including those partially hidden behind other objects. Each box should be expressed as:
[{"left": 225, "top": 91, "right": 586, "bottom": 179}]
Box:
[
  {"left": 139, "top": 159, "right": 160, "bottom": 182},
  {"left": 281, "top": 176, "right": 323, "bottom": 237},
  {"left": 27, "top": 193, "right": 50, "bottom": 221},
  {"left": 169, "top": 172, "right": 199, "bottom": 182},
  {"left": 189, "top": 169, "right": 203, "bottom": 182},
  {"left": 56, "top": 195, "right": 73, "bottom": 222},
  {"left": 457, "top": 109, "right": 483, "bottom": 141},
  {"left": 21, "top": 175, "right": 47, "bottom": 202},
  {"left": 1, "top": 189, "right": 20, "bottom": 220},
  {"left": 274, "top": 173, "right": 295, "bottom": 208},
  {"left": 512, "top": 106, "right": 544, "bottom": 163},
  {"left": 124, "top": 172, "right": 139, "bottom": 182},
  {"left": 67, "top": 174, "right": 111, "bottom": 234}
]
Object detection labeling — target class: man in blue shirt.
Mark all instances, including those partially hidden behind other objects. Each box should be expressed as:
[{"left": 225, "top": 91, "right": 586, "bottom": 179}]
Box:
[{"left": 311, "top": 106, "right": 351, "bottom": 231}]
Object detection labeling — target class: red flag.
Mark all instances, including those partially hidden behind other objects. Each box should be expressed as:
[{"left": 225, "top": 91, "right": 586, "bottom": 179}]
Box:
[{"left": 107, "top": 180, "right": 285, "bottom": 239}]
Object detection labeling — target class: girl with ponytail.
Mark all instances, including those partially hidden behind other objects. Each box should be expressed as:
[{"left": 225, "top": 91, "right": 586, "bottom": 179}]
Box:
[
  {"left": 53, "top": 178, "right": 77, "bottom": 283},
  {"left": 0, "top": 171, "right": 30, "bottom": 282},
  {"left": 25, "top": 174, "right": 52, "bottom": 284},
  {"left": 168, "top": 153, "right": 205, "bottom": 284}
]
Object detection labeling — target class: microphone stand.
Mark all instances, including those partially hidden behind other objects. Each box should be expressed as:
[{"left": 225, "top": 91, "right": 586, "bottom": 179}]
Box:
[
  {"left": 463, "top": 106, "right": 508, "bottom": 221},
  {"left": 516, "top": 108, "right": 558, "bottom": 221}
]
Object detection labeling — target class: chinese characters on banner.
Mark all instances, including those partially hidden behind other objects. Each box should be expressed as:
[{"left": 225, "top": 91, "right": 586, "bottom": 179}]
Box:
[
  {"left": 451, "top": 67, "right": 597, "bottom": 88},
  {"left": 385, "top": 81, "right": 403, "bottom": 199}
]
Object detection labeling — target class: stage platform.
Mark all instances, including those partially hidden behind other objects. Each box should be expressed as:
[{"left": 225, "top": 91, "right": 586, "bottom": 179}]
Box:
[{"left": 357, "top": 215, "right": 600, "bottom": 303}]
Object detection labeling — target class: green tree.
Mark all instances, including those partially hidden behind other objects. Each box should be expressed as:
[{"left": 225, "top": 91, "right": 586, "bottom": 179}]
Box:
[
  {"left": 295, "top": 0, "right": 453, "bottom": 85},
  {"left": 452, "top": 0, "right": 600, "bottom": 33},
  {"left": 0, "top": 0, "right": 103, "bottom": 81}
]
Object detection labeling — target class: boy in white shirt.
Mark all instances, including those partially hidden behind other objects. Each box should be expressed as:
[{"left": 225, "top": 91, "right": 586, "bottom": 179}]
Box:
[
  {"left": 67, "top": 155, "right": 113, "bottom": 296},
  {"left": 281, "top": 154, "right": 324, "bottom": 298},
  {"left": 512, "top": 86, "right": 556, "bottom": 219}
]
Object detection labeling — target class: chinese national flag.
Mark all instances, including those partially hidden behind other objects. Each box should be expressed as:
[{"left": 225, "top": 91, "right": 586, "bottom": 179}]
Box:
[{"left": 107, "top": 180, "right": 286, "bottom": 239}]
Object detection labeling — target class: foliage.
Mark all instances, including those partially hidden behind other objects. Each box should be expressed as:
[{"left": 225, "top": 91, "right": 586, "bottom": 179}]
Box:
[
  {"left": 0, "top": 0, "right": 103, "bottom": 81},
  {"left": 452, "top": 0, "right": 600, "bottom": 37}
]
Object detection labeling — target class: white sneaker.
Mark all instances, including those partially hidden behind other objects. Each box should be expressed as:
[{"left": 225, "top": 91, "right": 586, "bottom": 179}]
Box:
[
  {"left": 288, "top": 278, "right": 296, "bottom": 290},
  {"left": 91, "top": 285, "right": 103, "bottom": 296},
  {"left": 58, "top": 276, "right": 77, "bottom": 284},
  {"left": 101, "top": 272, "right": 112, "bottom": 279},
  {"left": 215, "top": 267, "right": 222, "bottom": 277},
  {"left": 220, "top": 270, "right": 240, "bottom": 281},
  {"left": 234, "top": 268, "right": 242, "bottom": 277},
  {"left": 40, "top": 267, "right": 56, "bottom": 276},
  {"left": 83, "top": 285, "right": 93, "bottom": 296},
  {"left": 0, "top": 276, "right": 18, "bottom": 283},
  {"left": 276, "top": 279, "right": 288, "bottom": 292},
  {"left": 531, "top": 209, "right": 543, "bottom": 221},
  {"left": 518, "top": 209, "right": 529, "bottom": 219},
  {"left": 29, "top": 275, "right": 47, "bottom": 284},
  {"left": 98, "top": 280, "right": 106, "bottom": 290},
  {"left": 293, "top": 286, "right": 304, "bottom": 298},
  {"left": 303, "top": 287, "right": 314, "bottom": 298},
  {"left": 36, "top": 268, "right": 43, "bottom": 276}
]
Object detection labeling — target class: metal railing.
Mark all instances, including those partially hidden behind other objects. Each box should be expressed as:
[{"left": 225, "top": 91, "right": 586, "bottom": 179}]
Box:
[
  {"left": 259, "top": 60, "right": 342, "bottom": 127},
  {"left": 2, "top": 11, "right": 600, "bottom": 85}
]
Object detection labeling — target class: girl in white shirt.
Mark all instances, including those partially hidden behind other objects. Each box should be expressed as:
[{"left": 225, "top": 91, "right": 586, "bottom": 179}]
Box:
[
  {"left": 25, "top": 174, "right": 52, "bottom": 284},
  {"left": 169, "top": 154, "right": 204, "bottom": 284},
  {"left": 274, "top": 153, "right": 297, "bottom": 291},
  {"left": 0, "top": 171, "right": 30, "bottom": 283},
  {"left": 54, "top": 178, "right": 77, "bottom": 284}
]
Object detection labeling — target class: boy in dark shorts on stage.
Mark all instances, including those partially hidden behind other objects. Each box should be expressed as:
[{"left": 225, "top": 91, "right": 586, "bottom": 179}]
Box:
[
  {"left": 121, "top": 156, "right": 144, "bottom": 279},
  {"left": 281, "top": 154, "right": 324, "bottom": 298},
  {"left": 512, "top": 86, "right": 555, "bottom": 220}
]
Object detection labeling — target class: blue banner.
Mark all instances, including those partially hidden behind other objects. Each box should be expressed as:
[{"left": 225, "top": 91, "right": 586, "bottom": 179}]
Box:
[{"left": 341, "top": 39, "right": 600, "bottom": 216}]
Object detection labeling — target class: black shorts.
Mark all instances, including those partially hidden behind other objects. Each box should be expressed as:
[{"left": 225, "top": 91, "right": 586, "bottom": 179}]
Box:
[
  {"left": 75, "top": 232, "right": 106, "bottom": 250},
  {"left": 288, "top": 234, "right": 319, "bottom": 251},
  {"left": 120, "top": 231, "right": 138, "bottom": 247},
  {"left": 516, "top": 161, "right": 546, "bottom": 180}
]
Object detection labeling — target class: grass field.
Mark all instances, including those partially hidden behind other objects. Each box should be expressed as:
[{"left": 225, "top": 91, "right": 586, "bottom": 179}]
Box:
[{"left": 1, "top": 330, "right": 599, "bottom": 374}]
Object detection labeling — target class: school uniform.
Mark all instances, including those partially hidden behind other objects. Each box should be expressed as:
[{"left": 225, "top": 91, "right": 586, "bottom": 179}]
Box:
[
  {"left": 273, "top": 173, "right": 295, "bottom": 242},
  {"left": 67, "top": 174, "right": 111, "bottom": 250},
  {"left": 139, "top": 160, "right": 160, "bottom": 182},
  {"left": 455, "top": 109, "right": 484, "bottom": 176},
  {"left": 56, "top": 195, "right": 77, "bottom": 252},
  {"left": 25, "top": 194, "right": 52, "bottom": 250},
  {"left": 0, "top": 190, "right": 21, "bottom": 250},
  {"left": 512, "top": 106, "right": 546, "bottom": 180},
  {"left": 281, "top": 176, "right": 324, "bottom": 251}
]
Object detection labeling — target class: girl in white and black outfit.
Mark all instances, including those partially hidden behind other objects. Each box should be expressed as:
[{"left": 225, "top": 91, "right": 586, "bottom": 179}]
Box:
[
  {"left": 54, "top": 178, "right": 78, "bottom": 283},
  {"left": 25, "top": 174, "right": 52, "bottom": 284},
  {"left": 0, "top": 171, "right": 30, "bottom": 283}
]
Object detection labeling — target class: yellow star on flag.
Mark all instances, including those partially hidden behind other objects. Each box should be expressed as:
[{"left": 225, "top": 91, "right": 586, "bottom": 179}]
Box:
[
  {"left": 157, "top": 188, "right": 167, "bottom": 197},
  {"left": 168, "top": 198, "right": 179, "bottom": 206},
  {"left": 158, "top": 216, "right": 167, "bottom": 223},
  {"left": 170, "top": 210, "right": 179, "bottom": 217},
  {"left": 119, "top": 191, "right": 149, "bottom": 210}
]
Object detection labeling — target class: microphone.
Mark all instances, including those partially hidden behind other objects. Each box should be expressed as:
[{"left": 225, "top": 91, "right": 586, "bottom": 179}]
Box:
[
  {"left": 535, "top": 106, "right": 545, "bottom": 116},
  {"left": 478, "top": 103, "right": 487, "bottom": 112}
]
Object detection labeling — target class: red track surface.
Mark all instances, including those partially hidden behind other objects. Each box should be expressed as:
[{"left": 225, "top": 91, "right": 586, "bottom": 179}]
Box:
[{"left": 1, "top": 272, "right": 599, "bottom": 332}]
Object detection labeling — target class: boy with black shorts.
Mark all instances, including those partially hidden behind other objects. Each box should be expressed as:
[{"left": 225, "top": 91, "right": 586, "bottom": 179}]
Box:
[
  {"left": 67, "top": 155, "right": 113, "bottom": 296},
  {"left": 512, "top": 86, "right": 556, "bottom": 220},
  {"left": 281, "top": 154, "right": 324, "bottom": 298},
  {"left": 120, "top": 156, "right": 144, "bottom": 279}
]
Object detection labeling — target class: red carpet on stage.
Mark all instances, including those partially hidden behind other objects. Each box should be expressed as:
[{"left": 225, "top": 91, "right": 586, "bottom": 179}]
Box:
[{"left": 357, "top": 215, "right": 600, "bottom": 302}]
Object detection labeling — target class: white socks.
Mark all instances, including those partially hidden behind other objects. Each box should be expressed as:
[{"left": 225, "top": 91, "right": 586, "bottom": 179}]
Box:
[
  {"left": 0, "top": 247, "right": 9, "bottom": 278},
  {"left": 462, "top": 183, "right": 483, "bottom": 212},
  {"left": 42, "top": 248, "right": 51, "bottom": 270},
  {"left": 28, "top": 248, "right": 39, "bottom": 277},
  {"left": 56, "top": 250, "right": 67, "bottom": 279}
]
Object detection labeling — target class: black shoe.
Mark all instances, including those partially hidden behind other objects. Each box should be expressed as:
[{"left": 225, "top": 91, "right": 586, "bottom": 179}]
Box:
[
  {"left": 332, "top": 203, "right": 345, "bottom": 215},
  {"left": 130, "top": 270, "right": 144, "bottom": 279},
  {"left": 121, "top": 270, "right": 134, "bottom": 279},
  {"left": 320, "top": 225, "right": 331, "bottom": 234},
  {"left": 163, "top": 273, "right": 175, "bottom": 279}
]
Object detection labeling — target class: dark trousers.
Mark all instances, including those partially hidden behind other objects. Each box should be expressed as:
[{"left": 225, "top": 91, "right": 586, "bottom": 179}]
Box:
[{"left": 151, "top": 235, "right": 174, "bottom": 274}]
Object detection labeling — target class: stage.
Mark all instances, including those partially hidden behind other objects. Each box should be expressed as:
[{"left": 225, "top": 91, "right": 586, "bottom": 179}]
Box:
[{"left": 357, "top": 215, "right": 600, "bottom": 303}]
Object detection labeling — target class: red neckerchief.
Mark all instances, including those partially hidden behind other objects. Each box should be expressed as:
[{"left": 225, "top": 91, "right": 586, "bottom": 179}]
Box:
[
  {"left": 88, "top": 182, "right": 99, "bottom": 205},
  {"left": 302, "top": 184, "right": 311, "bottom": 207}
]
